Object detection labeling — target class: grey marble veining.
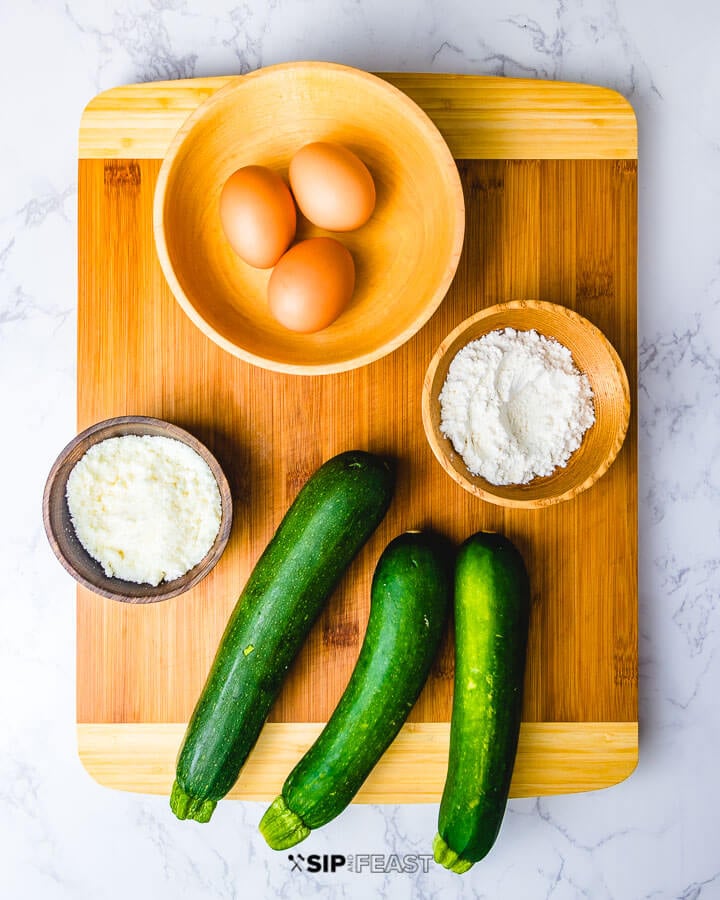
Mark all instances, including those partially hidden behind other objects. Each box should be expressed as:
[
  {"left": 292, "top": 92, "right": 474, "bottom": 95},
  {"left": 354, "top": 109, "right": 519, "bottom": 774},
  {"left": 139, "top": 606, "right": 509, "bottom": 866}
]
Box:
[{"left": 3, "top": 0, "right": 720, "bottom": 897}]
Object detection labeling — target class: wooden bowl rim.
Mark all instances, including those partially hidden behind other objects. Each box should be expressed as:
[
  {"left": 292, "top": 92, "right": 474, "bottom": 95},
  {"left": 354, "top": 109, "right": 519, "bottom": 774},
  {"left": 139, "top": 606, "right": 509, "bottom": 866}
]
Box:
[
  {"left": 421, "top": 300, "right": 631, "bottom": 509},
  {"left": 42, "top": 415, "right": 233, "bottom": 602},
  {"left": 153, "top": 60, "right": 465, "bottom": 375}
]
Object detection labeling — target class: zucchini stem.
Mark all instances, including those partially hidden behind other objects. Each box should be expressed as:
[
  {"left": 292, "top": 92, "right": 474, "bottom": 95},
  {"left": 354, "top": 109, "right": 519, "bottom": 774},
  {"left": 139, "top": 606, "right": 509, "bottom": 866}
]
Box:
[
  {"left": 432, "top": 832, "right": 474, "bottom": 874},
  {"left": 170, "top": 780, "right": 216, "bottom": 823},
  {"left": 259, "top": 795, "right": 311, "bottom": 849}
]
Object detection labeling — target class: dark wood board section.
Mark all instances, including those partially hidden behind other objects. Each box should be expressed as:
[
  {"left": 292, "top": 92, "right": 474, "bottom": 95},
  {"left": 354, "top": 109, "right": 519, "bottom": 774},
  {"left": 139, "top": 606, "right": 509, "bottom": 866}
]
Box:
[{"left": 77, "top": 155, "right": 637, "bottom": 728}]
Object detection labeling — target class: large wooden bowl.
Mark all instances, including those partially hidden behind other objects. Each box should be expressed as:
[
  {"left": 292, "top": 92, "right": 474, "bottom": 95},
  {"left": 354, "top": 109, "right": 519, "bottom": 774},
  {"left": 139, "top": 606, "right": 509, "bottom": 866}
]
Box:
[
  {"left": 42, "top": 416, "right": 233, "bottom": 602},
  {"left": 422, "top": 301, "right": 631, "bottom": 508},
  {"left": 154, "top": 61, "right": 465, "bottom": 375}
]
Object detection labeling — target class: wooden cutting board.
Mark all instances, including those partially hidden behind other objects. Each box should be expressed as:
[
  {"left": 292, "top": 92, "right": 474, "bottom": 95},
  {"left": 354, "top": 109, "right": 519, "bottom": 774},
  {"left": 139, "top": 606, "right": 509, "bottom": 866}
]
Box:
[{"left": 76, "top": 73, "right": 638, "bottom": 801}]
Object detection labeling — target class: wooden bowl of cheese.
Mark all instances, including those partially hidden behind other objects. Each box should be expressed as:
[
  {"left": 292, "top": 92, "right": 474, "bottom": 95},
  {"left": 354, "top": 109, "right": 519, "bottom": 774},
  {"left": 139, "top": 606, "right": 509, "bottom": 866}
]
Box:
[
  {"left": 422, "top": 301, "right": 631, "bottom": 509},
  {"left": 43, "top": 416, "right": 232, "bottom": 602}
]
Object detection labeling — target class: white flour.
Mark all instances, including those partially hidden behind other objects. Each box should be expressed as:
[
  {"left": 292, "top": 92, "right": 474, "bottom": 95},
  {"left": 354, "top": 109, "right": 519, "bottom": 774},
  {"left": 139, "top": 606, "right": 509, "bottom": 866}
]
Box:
[{"left": 439, "top": 328, "right": 595, "bottom": 485}]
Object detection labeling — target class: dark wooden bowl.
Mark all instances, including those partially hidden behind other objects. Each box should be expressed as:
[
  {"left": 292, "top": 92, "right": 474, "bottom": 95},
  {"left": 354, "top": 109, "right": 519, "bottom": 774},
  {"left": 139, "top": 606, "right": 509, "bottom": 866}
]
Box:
[{"left": 42, "top": 416, "right": 233, "bottom": 603}]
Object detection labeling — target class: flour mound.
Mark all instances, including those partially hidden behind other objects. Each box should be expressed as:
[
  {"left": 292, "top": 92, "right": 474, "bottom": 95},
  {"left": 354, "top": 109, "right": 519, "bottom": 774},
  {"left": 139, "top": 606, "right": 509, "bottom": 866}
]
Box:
[{"left": 439, "top": 328, "right": 595, "bottom": 485}]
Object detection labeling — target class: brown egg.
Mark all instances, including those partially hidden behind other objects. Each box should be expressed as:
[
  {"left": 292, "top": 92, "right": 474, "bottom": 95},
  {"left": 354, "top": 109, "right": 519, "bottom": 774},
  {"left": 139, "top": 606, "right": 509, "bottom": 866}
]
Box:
[
  {"left": 219, "top": 165, "right": 296, "bottom": 268},
  {"left": 267, "top": 237, "right": 355, "bottom": 333},
  {"left": 289, "top": 142, "right": 376, "bottom": 232}
]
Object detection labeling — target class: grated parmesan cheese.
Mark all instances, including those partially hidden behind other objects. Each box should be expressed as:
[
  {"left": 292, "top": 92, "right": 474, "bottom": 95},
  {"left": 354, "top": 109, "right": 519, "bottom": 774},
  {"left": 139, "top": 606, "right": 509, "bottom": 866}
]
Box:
[{"left": 66, "top": 434, "right": 222, "bottom": 586}]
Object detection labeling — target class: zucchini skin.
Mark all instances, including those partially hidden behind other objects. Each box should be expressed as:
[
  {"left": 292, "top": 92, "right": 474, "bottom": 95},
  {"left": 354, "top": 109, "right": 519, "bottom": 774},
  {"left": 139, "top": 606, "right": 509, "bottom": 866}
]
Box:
[
  {"left": 434, "top": 532, "right": 530, "bottom": 873},
  {"left": 259, "top": 531, "right": 451, "bottom": 849},
  {"left": 171, "top": 451, "right": 394, "bottom": 822}
]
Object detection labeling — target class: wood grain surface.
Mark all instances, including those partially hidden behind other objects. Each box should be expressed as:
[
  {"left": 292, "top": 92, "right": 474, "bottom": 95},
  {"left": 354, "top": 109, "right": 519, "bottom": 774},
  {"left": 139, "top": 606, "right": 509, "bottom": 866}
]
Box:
[
  {"left": 79, "top": 74, "right": 637, "bottom": 160},
  {"left": 76, "top": 74, "right": 638, "bottom": 799},
  {"left": 78, "top": 722, "right": 639, "bottom": 801}
]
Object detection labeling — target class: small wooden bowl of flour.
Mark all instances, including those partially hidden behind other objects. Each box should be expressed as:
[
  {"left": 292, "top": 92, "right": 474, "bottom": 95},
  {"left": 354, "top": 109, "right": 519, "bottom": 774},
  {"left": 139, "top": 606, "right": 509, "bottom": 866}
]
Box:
[
  {"left": 422, "top": 301, "right": 630, "bottom": 508},
  {"left": 43, "top": 416, "right": 232, "bottom": 602}
]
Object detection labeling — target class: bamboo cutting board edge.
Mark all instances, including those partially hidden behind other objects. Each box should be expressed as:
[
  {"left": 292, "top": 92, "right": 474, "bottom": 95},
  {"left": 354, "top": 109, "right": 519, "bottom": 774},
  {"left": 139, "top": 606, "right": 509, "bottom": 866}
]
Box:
[
  {"left": 77, "top": 722, "right": 639, "bottom": 801},
  {"left": 78, "top": 71, "right": 638, "bottom": 160},
  {"left": 76, "top": 72, "right": 638, "bottom": 800}
]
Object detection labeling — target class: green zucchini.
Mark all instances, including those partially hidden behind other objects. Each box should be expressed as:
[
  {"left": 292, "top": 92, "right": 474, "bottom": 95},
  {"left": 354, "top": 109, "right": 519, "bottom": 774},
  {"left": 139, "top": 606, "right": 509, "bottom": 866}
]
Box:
[
  {"left": 259, "top": 531, "right": 451, "bottom": 849},
  {"left": 170, "top": 450, "right": 394, "bottom": 823},
  {"left": 434, "top": 531, "right": 530, "bottom": 874}
]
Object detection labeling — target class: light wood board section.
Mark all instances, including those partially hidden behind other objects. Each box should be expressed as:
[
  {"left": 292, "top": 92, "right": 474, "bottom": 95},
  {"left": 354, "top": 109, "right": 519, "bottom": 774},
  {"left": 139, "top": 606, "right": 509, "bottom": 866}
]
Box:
[
  {"left": 79, "top": 73, "right": 637, "bottom": 160},
  {"left": 78, "top": 722, "right": 638, "bottom": 801},
  {"left": 77, "top": 74, "right": 638, "bottom": 800}
]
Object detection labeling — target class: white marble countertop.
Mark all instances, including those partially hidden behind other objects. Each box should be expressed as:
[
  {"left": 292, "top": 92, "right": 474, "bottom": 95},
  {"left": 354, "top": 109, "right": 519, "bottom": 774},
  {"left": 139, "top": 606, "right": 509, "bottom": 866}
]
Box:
[{"left": 3, "top": 1, "right": 719, "bottom": 897}]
